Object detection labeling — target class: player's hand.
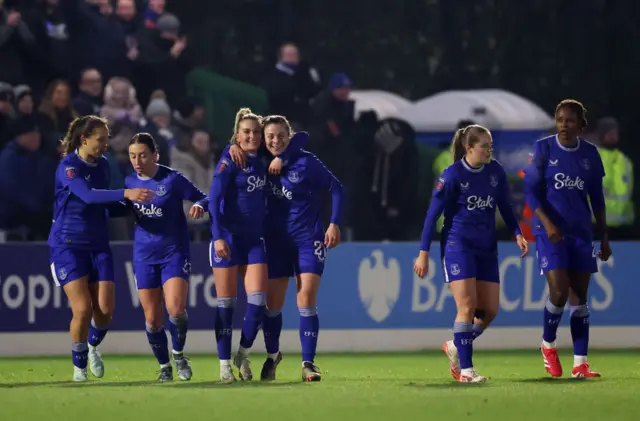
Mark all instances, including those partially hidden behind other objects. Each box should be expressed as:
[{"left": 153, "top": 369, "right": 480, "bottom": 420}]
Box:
[
  {"left": 413, "top": 251, "right": 429, "bottom": 279},
  {"left": 125, "top": 188, "right": 154, "bottom": 203},
  {"left": 229, "top": 144, "right": 248, "bottom": 168},
  {"left": 189, "top": 205, "right": 204, "bottom": 219},
  {"left": 598, "top": 237, "right": 612, "bottom": 262},
  {"left": 545, "top": 224, "right": 563, "bottom": 244},
  {"left": 269, "top": 157, "right": 283, "bottom": 175},
  {"left": 324, "top": 223, "right": 341, "bottom": 249},
  {"left": 214, "top": 239, "right": 231, "bottom": 260},
  {"left": 516, "top": 234, "right": 529, "bottom": 258}
]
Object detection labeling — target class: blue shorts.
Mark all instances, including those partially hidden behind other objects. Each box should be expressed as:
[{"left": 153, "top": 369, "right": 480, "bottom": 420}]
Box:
[
  {"left": 134, "top": 253, "right": 191, "bottom": 289},
  {"left": 535, "top": 234, "right": 597, "bottom": 275},
  {"left": 209, "top": 234, "right": 267, "bottom": 268},
  {"left": 49, "top": 248, "right": 114, "bottom": 287},
  {"left": 266, "top": 236, "right": 327, "bottom": 279},
  {"left": 442, "top": 251, "right": 499, "bottom": 283}
]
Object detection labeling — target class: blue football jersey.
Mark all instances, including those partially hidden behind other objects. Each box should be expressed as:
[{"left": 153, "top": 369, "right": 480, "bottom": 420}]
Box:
[
  {"left": 266, "top": 150, "right": 343, "bottom": 241},
  {"left": 125, "top": 165, "right": 208, "bottom": 263},
  {"left": 524, "top": 135, "right": 605, "bottom": 242},
  {"left": 48, "top": 152, "right": 125, "bottom": 250},
  {"left": 209, "top": 146, "right": 267, "bottom": 240},
  {"left": 420, "top": 158, "right": 521, "bottom": 254}
]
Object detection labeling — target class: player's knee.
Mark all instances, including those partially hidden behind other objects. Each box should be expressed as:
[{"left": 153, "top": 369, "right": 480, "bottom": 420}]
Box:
[
  {"left": 93, "top": 304, "right": 114, "bottom": 323},
  {"left": 481, "top": 308, "right": 498, "bottom": 324},
  {"left": 72, "top": 300, "right": 93, "bottom": 324},
  {"left": 296, "top": 290, "right": 316, "bottom": 308},
  {"left": 165, "top": 299, "right": 186, "bottom": 318},
  {"left": 548, "top": 290, "right": 569, "bottom": 307},
  {"left": 145, "top": 311, "right": 164, "bottom": 329}
]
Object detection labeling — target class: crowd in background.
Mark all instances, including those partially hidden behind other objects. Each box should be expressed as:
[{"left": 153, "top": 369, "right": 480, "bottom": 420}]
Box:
[
  {"left": 0, "top": 0, "right": 633, "bottom": 244},
  {"left": 0, "top": 0, "right": 218, "bottom": 241}
]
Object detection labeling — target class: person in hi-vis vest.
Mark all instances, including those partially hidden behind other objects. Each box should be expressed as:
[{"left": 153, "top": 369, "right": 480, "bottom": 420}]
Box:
[
  {"left": 595, "top": 117, "right": 634, "bottom": 233},
  {"left": 432, "top": 120, "right": 475, "bottom": 233}
]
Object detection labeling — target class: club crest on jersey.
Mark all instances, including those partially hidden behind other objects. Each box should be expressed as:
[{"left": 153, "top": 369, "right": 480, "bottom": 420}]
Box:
[
  {"left": 435, "top": 177, "right": 445, "bottom": 191},
  {"left": 490, "top": 175, "right": 498, "bottom": 187},
  {"left": 541, "top": 256, "right": 548, "bottom": 269},
  {"left": 58, "top": 267, "right": 68, "bottom": 281},
  {"left": 580, "top": 158, "right": 590, "bottom": 170},
  {"left": 65, "top": 167, "right": 76, "bottom": 179},
  {"left": 450, "top": 263, "right": 461, "bottom": 276},
  {"left": 288, "top": 170, "right": 300, "bottom": 183},
  {"left": 156, "top": 184, "right": 167, "bottom": 196},
  {"left": 182, "top": 259, "right": 191, "bottom": 274},
  {"left": 460, "top": 182, "right": 470, "bottom": 191}
]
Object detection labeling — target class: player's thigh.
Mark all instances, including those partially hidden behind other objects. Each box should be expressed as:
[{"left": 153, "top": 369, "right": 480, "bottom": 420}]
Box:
[
  {"left": 448, "top": 278, "right": 477, "bottom": 314},
  {"left": 535, "top": 235, "right": 571, "bottom": 275},
  {"left": 296, "top": 273, "right": 321, "bottom": 307},
  {"left": 266, "top": 237, "right": 296, "bottom": 280},
  {"left": 295, "top": 239, "right": 326, "bottom": 279},
  {"left": 160, "top": 254, "right": 190, "bottom": 315},
  {"left": 88, "top": 250, "right": 116, "bottom": 315},
  {"left": 50, "top": 247, "right": 92, "bottom": 288},
  {"left": 568, "top": 271, "right": 591, "bottom": 304},
  {"left": 243, "top": 263, "right": 268, "bottom": 293},
  {"left": 267, "top": 277, "right": 290, "bottom": 310},
  {"left": 567, "top": 237, "right": 598, "bottom": 276},
  {"left": 138, "top": 287, "right": 165, "bottom": 328},
  {"left": 162, "top": 277, "right": 189, "bottom": 316},
  {"left": 442, "top": 251, "right": 476, "bottom": 283},
  {"left": 62, "top": 276, "right": 93, "bottom": 319},
  {"left": 213, "top": 267, "right": 238, "bottom": 297},
  {"left": 475, "top": 281, "right": 500, "bottom": 321}
]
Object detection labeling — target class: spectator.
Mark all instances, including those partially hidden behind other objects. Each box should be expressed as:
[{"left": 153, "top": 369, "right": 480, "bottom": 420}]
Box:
[
  {"left": 116, "top": 0, "right": 141, "bottom": 65},
  {"left": 107, "top": 113, "right": 138, "bottom": 177},
  {"left": 596, "top": 117, "right": 635, "bottom": 238},
  {"left": 170, "top": 129, "right": 214, "bottom": 224},
  {"left": 264, "top": 43, "right": 321, "bottom": 130},
  {"left": 0, "top": 115, "right": 56, "bottom": 240},
  {"left": 170, "top": 96, "right": 205, "bottom": 150},
  {"left": 13, "top": 84, "right": 34, "bottom": 117},
  {"left": 38, "top": 79, "right": 78, "bottom": 152},
  {"left": 136, "top": 12, "right": 189, "bottom": 106},
  {"left": 25, "top": 0, "right": 71, "bottom": 88},
  {"left": 308, "top": 72, "right": 355, "bottom": 181},
  {"left": 60, "top": 0, "right": 128, "bottom": 81},
  {"left": 100, "top": 76, "right": 143, "bottom": 126},
  {"left": 0, "top": 81, "right": 16, "bottom": 149},
  {"left": 72, "top": 68, "right": 103, "bottom": 116},
  {"left": 139, "top": 96, "right": 174, "bottom": 166},
  {"left": 0, "top": 2, "right": 36, "bottom": 86},
  {"left": 143, "top": 0, "right": 164, "bottom": 29},
  {"left": 116, "top": 0, "right": 141, "bottom": 36}
]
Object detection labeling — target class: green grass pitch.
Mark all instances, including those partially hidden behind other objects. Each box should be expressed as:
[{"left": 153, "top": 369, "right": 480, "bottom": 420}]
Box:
[{"left": 0, "top": 350, "right": 638, "bottom": 421}]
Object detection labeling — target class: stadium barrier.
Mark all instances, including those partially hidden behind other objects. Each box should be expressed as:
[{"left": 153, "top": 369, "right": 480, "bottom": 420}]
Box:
[{"left": 0, "top": 242, "right": 637, "bottom": 356}]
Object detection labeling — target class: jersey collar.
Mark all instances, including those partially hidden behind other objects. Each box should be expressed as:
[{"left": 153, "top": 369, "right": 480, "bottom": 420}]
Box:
[
  {"left": 461, "top": 157, "right": 485, "bottom": 173},
  {"left": 555, "top": 134, "right": 581, "bottom": 152}
]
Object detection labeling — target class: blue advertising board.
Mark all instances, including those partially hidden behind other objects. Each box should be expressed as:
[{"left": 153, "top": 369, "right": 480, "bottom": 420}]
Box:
[{"left": 0, "top": 241, "right": 629, "bottom": 333}]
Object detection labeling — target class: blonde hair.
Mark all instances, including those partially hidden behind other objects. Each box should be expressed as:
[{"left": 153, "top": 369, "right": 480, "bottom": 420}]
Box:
[
  {"left": 450, "top": 124, "right": 491, "bottom": 162},
  {"left": 230, "top": 107, "right": 262, "bottom": 143}
]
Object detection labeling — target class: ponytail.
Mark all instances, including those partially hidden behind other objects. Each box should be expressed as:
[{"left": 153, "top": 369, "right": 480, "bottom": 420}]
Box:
[
  {"left": 449, "top": 124, "right": 492, "bottom": 163},
  {"left": 60, "top": 115, "right": 108, "bottom": 157},
  {"left": 450, "top": 128, "right": 466, "bottom": 162},
  {"left": 230, "top": 107, "right": 262, "bottom": 144}
]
